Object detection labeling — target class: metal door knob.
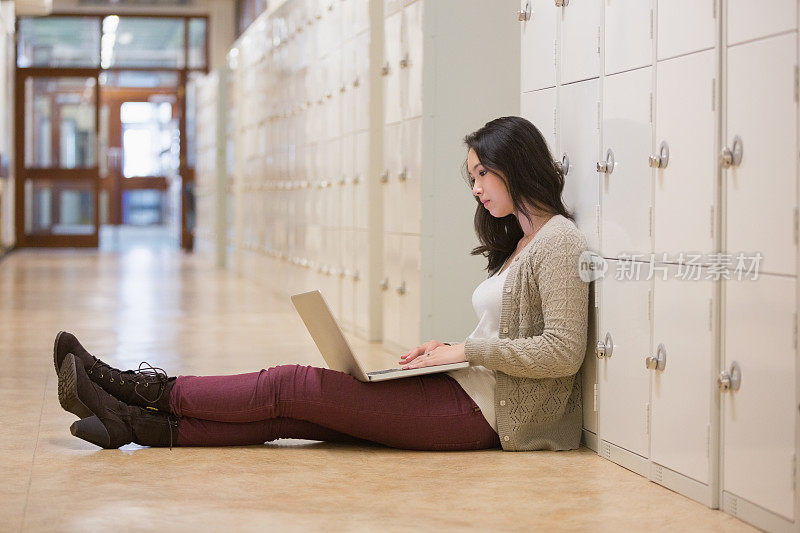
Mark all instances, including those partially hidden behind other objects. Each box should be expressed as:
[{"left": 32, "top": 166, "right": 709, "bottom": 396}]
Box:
[
  {"left": 518, "top": 1, "right": 531, "bottom": 21},
  {"left": 645, "top": 343, "right": 667, "bottom": 371},
  {"left": 720, "top": 135, "right": 743, "bottom": 168},
  {"left": 595, "top": 332, "right": 613, "bottom": 359},
  {"left": 649, "top": 141, "right": 670, "bottom": 169},
  {"left": 718, "top": 361, "right": 742, "bottom": 392},
  {"left": 597, "top": 149, "right": 615, "bottom": 174}
]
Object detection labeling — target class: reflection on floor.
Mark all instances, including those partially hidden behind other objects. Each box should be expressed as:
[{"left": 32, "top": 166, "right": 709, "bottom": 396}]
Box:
[
  {"left": 0, "top": 247, "right": 756, "bottom": 531},
  {"left": 99, "top": 224, "right": 178, "bottom": 252}
]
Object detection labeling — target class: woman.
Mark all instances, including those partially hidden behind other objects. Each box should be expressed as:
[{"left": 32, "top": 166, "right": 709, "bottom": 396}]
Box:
[{"left": 55, "top": 116, "right": 589, "bottom": 451}]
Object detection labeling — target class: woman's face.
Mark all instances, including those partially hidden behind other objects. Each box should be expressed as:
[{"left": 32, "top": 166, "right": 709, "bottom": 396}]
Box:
[{"left": 467, "top": 148, "right": 514, "bottom": 218}]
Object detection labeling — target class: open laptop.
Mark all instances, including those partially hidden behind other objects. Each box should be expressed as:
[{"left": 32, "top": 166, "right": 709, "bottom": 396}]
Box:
[{"left": 290, "top": 290, "right": 469, "bottom": 382}]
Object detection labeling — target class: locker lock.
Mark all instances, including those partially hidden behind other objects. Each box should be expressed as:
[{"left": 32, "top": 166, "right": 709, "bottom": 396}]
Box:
[
  {"left": 720, "top": 135, "right": 743, "bottom": 168},
  {"left": 381, "top": 170, "right": 389, "bottom": 183},
  {"left": 398, "top": 168, "right": 407, "bottom": 181},
  {"left": 382, "top": 62, "right": 391, "bottom": 76},
  {"left": 399, "top": 54, "right": 410, "bottom": 69},
  {"left": 555, "top": 0, "right": 569, "bottom": 6},
  {"left": 645, "top": 343, "right": 667, "bottom": 371},
  {"left": 518, "top": 1, "right": 531, "bottom": 21},
  {"left": 556, "top": 153, "right": 570, "bottom": 176},
  {"left": 396, "top": 281, "right": 407, "bottom": 295},
  {"left": 595, "top": 332, "right": 613, "bottom": 359},
  {"left": 648, "top": 141, "right": 670, "bottom": 169},
  {"left": 380, "top": 278, "right": 389, "bottom": 291},
  {"left": 718, "top": 361, "right": 742, "bottom": 392},
  {"left": 596, "top": 149, "right": 615, "bottom": 174}
]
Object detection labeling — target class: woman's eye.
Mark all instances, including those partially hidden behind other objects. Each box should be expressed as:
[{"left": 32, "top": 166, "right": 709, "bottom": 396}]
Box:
[{"left": 478, "top": 170, "right": 486, "bottom": 177}]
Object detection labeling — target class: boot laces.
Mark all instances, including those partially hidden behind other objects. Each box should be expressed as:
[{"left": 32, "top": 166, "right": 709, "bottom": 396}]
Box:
[{"left": 89, "top": 360, "right": 170, "bottom": 405}]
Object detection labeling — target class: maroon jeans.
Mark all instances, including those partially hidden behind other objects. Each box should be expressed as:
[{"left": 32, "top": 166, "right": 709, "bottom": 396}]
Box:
[{"left": 169, "top": 364, "right": 501, "bottom": 451}]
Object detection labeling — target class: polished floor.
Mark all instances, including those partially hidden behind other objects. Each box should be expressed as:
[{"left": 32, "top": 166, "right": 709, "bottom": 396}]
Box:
[{"left": 0, "top": 236, "right": 756, "bottom": 532}]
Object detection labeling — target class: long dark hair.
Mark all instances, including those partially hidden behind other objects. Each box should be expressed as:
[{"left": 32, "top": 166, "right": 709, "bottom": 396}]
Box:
[{"left": 463, "top": 116, "right": 575, "bottom": 275}]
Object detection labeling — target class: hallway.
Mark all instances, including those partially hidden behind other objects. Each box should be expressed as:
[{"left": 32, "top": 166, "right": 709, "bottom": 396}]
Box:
[{"left": 0, "top": 248, "right": 753, "bottom": 532}]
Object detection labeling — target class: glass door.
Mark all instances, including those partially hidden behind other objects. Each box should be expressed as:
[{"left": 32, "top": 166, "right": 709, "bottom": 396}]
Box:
[{"left": 16, "top": 72, "right": 100, "bottom": 246}]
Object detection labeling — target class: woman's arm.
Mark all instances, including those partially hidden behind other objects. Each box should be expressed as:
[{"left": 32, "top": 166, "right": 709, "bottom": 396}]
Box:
[{"left": 464, "top": 230, "right": 589, "bottom": 380}]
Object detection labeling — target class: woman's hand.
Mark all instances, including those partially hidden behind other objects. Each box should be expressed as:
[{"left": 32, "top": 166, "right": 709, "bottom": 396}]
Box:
[
  {"left": 399, "top": 343, "right": 466, "bottom": 370},
  {"left": 400, "top": 340, "right": 445, "bottom": 364}
]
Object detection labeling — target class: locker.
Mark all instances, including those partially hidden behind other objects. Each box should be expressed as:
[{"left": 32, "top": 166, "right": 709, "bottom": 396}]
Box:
[
  {"left": 399, "top": 234, "right": 421, "bottom": 350},
  {"left": 598, "top": 258, "right": 652, "bottom": 459},
  {"left": 520, "top": 86, "right": 557, "bottom": 159},
  {"left": 383, "top": 11, "right": 402, "bottom": 125},
  {"left": 383, "top": 233, "right": 403, "bottom": 349},
  {"left": 650, "top": 264, "right": 714, "bottom": 485},
  {"left": 341, "top": 228, "right": 355, "bottom": 331},
  {"left": 354, "top": 131, "right": 369, "bottom": 230},
  {"left": 341, "top": 134, "right": 355, "bottom": 229},
  {"left": 560, "top": 78, "right": 600, "bottom": 253},
  {"left": 604, "top": 0, "right": 652, "bottom": 76},
  {"left": 520, "top": 0, "right": 558, "bottom": 92},
  {"left": 559, "top": 0, "right": 601, "bottom": 84},
  {"left": 354, "top": 230, "right": 370, "bottom": 337},
  {"left": 401, "top": 117, "right": 422, "bottom": 235},
  {"left": 726, "top": 33, "right": 798, "bottom": 276},
  {"left": 383, "top": 123, "right": 403, "bottom": 233},
  {"left": 658, "top": 0, "right": 716, "bottom": 60},
  {"left": 354, "top": 31, "right": 371, "bottom": 132},
  {"left": 722, "top": 274, "right": 796, "bottom": 520},
  {"left": 401, "top": 0, "right": 423, "bottom": 120},
  {"left": 601, "top": 66, "right": 652, "bottom": 260},
  {"left": 654, "top": 49, "right": 717, "bottom": 263},
  {"left": 727, "top": 0, "right": 796, "bottom": 47}
]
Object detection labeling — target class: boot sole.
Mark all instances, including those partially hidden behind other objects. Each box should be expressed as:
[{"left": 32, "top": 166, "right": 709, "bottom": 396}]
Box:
[
  {"left": 53, "top": 330, "right": 65, "bottom": 375},
  {"left": 57, "top": 353, "right": 94, "bottom": 419},
  {"left": 70, "top": 416, "right": 112, "bottom": 449}
]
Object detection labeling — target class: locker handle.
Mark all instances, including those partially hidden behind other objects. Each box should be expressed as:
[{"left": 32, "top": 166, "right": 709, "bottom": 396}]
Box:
[
  {"left": 353, "top": 76, "right": 360, "bottom": 88},
  {"left": 352, "top": 270, "right": 360, "bottom": 281},
  {"left": 596, "top": 149, "right": 615, "bottom": 174},
  {"left": 399, "top": 54, "right": 410, "bottom": 69},
  {"left": 396, "top": 281, "right": 407, "bottom": 295},
  {"left": 596, "top": 332, "right": 613, "bottom": 359},
  {"left": 380, "top": 278, "right": 389, "bottom": 290},
  {"left": 382, "top": 62, "right": 391, "bottom": 76},
  {"left": 398, "top": 168, "right": 407, "bottom": 181},
  {"left": 645, "top": 343, "right": 667, "bottom": 371},
  {"left": 381, "top": 170, "right": 390, "bottom": 183},
  {"left": 556, "top": 153, "right": 570, "bottom": 176},
  {"left": 518, "top": 1, "right": 531, "bottom": 21},
  {"left": 718, "top": 361, "right": 742, "bottom": 392},
  {"left": 648, "top": 141, "right": 670, "bottom": 169},
  {"left": 720, "top": 135, "right": 743, "bottom": 168}
]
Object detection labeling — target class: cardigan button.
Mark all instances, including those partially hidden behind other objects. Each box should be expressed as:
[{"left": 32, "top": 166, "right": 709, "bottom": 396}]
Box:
[
  {"left": 502, "top": 327, "right": 509, "bottom": 333},
  {"left": 505, "top": 287, "right": 511, "bottom": 293},
  {"left": 503, "top": 435, "right": 510, "bottom": 441},
  {"left": 500, "top": 400, "right": 506, "bottom": 406}
]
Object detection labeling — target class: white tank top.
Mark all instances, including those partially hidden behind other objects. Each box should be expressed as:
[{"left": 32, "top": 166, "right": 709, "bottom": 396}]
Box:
[{"left": 447, "top": 262, "right": 510, "bottom": 434}]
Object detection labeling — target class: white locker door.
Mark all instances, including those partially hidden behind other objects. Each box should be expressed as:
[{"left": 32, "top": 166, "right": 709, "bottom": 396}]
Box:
[
  {"left": 384, "top": 11, "right": 402, "bottom": 125},
  {"left": 601, "top": 67, "right": 652, "bottom": 260},
  {"left": 726, "top": 33, "right": 798, "bottom": 276},
  {"left": 560, "top": 79, "right": 600, "bottom": 252},
  {"left": 401, "top": 0, "right": 423, "bottom": 120},
  {"left": 727, "top": 0, "right": 797, "bottom": 46},
  {"left": 520, "top": 87, "right": 557, "bottom": 157},
  {"left": 520, "top": 0, "right": 558, "bottom": 92},
  {"left": 402, "top": 117, "right": 422, "bottom": 235},
  {"left": 354, "top": 229, "right": 369, "bottom": 337},
  {"left": 560, "top": 0, "right": 601, "bottom": 85},
  {"left": 383, "top": 233, "right": 403, "bottom": 349},
  {"left": 723, "top": 274, "right": 796, "bottom": 521},
  {"left": 341, "top": 228, "right": 355, "bottom": 331},
  {"left": 650, "top": 265, "right": 714, "bottom": 485},
  {"left": 383, "top": 123, "right": 403, "bottom": 234},
  {"left": 654, "top": 49, "right": 716, "bottom": 262},
  {"left": 604, "top": 0, "right": 652, "bottom": 76},
  {"left": 598, "top": 259, "right": 652, "bottom": 458},
  {"left": 657, "top": 0, "right": 715, "bottom": 61},
  {"left": 399, "top": 234, "right": 421, "bottom": 351}
]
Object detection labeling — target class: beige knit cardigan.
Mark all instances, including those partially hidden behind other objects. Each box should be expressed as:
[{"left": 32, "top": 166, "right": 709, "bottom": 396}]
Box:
[{"left": 464, "top": 214, "right": 589, "bottom": 451}]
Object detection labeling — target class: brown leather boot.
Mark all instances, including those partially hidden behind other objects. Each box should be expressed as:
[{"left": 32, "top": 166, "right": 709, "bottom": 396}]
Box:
[
  {"left": 53, "top": 331, "right": 175, "bottom": 414},
  {"left": 58, "top": 353, "right": 178, "bottom": 449}
]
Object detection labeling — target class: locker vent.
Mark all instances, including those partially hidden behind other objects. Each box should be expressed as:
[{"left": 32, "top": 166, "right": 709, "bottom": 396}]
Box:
[
  {"left": 723, "top": 493, "right": 739, "bottom": 517},
  {"left": 600, "top": 441, "right": 611, "bottom": 460},
  {"left": 652, "top": 464, "right": 663, "bottom": 484}
]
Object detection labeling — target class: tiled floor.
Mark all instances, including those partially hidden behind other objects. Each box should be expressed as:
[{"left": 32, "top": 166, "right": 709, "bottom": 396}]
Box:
[{"left": 0, "top": 244, "right": 756, "bottom": 532}]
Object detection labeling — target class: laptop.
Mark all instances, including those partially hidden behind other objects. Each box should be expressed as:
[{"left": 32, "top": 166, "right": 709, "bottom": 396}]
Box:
[{"left": 290, "top": 290, "right": 470, "bottom": 382}]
